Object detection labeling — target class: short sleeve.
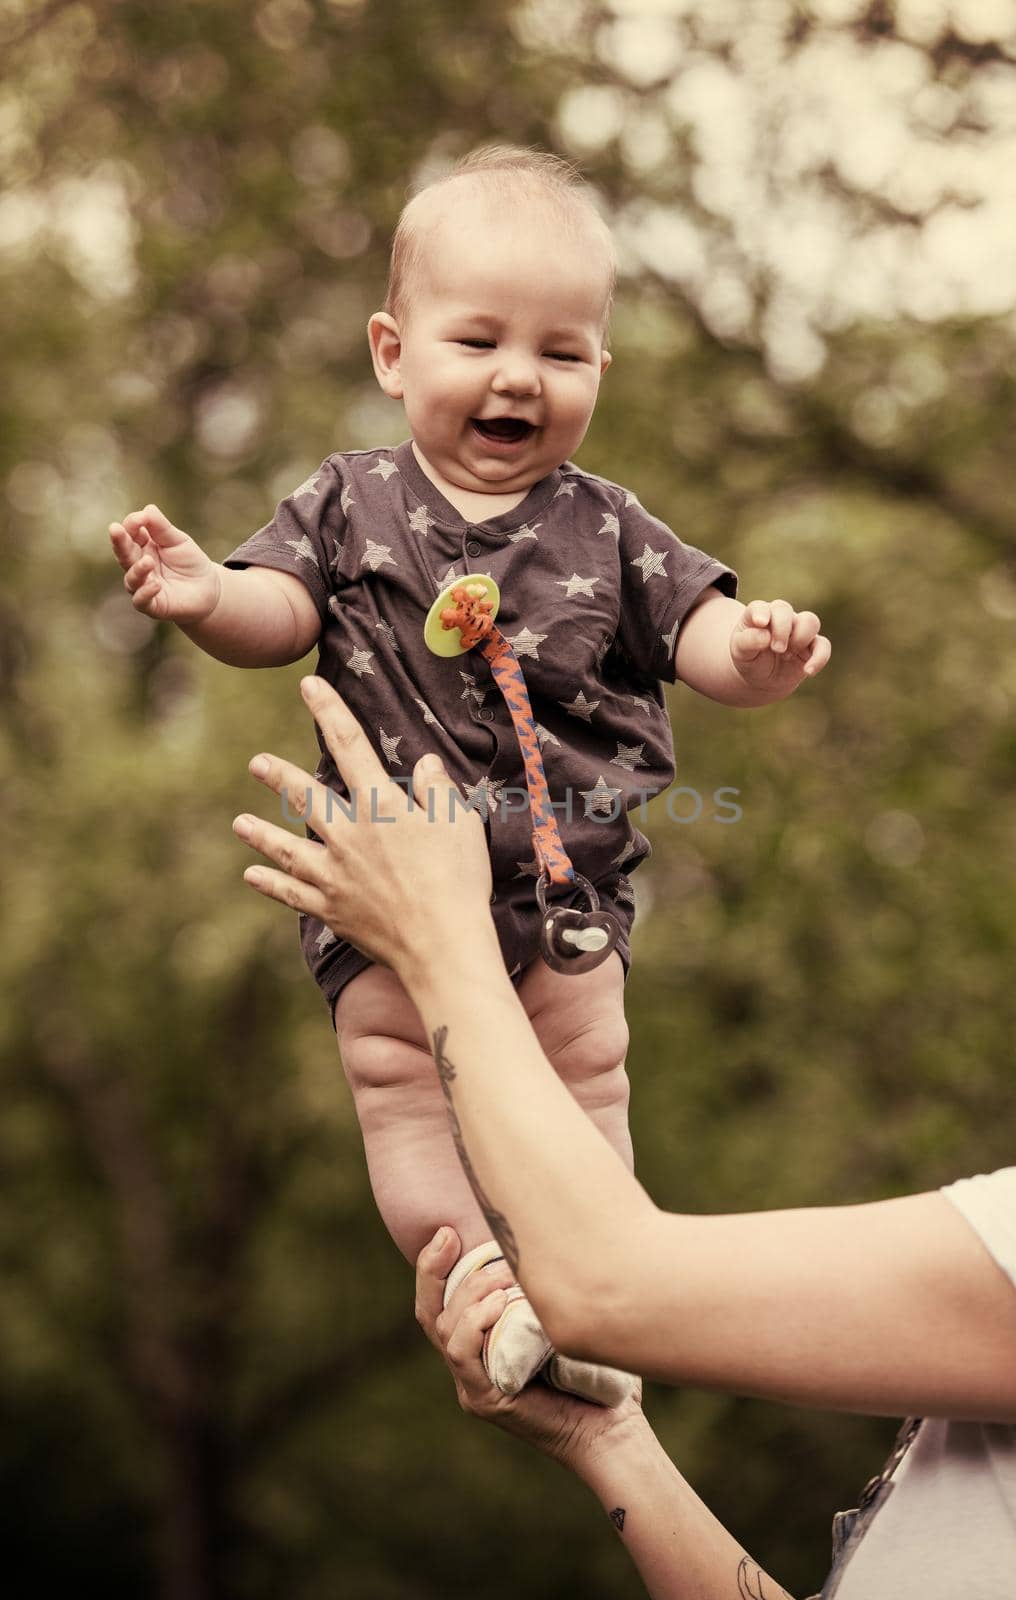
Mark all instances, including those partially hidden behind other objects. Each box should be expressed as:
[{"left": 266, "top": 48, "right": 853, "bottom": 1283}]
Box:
[
  {"left": 613, "top": 496, "right": 737, "bottom": 685},
  {"left": 941, "top": 1168, "right": 1016, "bottom": 1291},
  {"left": 222, "top": 457, "right": 347, "bottom": 623}
]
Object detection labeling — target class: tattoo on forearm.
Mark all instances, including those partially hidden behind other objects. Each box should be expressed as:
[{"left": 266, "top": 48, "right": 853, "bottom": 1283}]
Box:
[
  {"left": 736, "top": 1556, "right": 794, "bottom": 1599},
  {"left": 609, "top": 1507, "right": 626, "bottom": 1533},
  {"left": 432, "top": 1025, "right": 520, "bottom": 1275}
]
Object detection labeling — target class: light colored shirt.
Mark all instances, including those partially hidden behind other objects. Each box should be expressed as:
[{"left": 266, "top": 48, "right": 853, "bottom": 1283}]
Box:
[{"left": 829, "top": 1167, "right": 1016, "bottom": 1599}]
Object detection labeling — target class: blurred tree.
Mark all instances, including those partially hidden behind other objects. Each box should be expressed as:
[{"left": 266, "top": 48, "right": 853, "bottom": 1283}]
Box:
[{"left": 1, "top": 0, "right": 1014, "bottom": 1596}]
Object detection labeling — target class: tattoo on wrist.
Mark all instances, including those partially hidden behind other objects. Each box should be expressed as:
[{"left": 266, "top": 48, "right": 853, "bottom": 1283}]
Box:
[
  {"left": 432, "top": 1025, "right": 520, "bottom": 1275},
  {"left": 608, "top": 1506, "right": 626, "bottom": 1533},
  {"left": 736, "top": 1555, "right": 793, "bottom": 1599}
]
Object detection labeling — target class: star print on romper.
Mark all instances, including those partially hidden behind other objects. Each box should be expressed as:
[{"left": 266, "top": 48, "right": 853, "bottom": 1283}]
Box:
[
  {"left": 379, "top": 728, "right": 403, "bottom": 765},
  {"left": 579, "top": 775, "right": 623, "bottom": 816},
  {"left": 560, "top": 691, "right": 599, "bottom": 721},
  {"left": 505, "top": 627, "right": 547, "bottom": 660},
  {"left": 555, "top": 573, "right": 598, "bottom": 598},
  {"left": 631, "top": 543, "right": 669, "bottom": 582},
  {"left": 345, "top": 649, "right": 375, "bottom": 677},
  {"left": 611, "top": 742, "right": 649, "bottom": 772},
  {"left": 291, "top": 470, "right": 325, "bottom": 502},
  {"left": 361, "top": 540, "right": 396, "bottom": 572},
  {"left": 284, "top": 535, "right": 319, "bottom": 565}
]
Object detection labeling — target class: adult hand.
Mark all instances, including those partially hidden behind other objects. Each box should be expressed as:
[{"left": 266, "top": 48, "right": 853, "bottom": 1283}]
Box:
[
  {"left": 232, "top": 676, "right": 494, "bottom": 976},
  {"left": 415, "top": 1227, "right": 644, "bottom": 1473}
]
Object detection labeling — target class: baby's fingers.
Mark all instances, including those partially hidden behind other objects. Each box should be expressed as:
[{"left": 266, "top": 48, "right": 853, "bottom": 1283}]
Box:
[
  {"left": 801, "top": 632, "right": 832, "bottom": 678},
  {"left": 766, "top": 599, "right": 796, "bottom": 654},
  {"left": 109, "top": 522, "right": 146, "bottom": 569},
  {"left": 730, "top": 601, "right": 773, "bottom": 660},
  {"left": 130, "top": 571, "right": 168, "bottom": 617},
  {"left": 731, "top": 622, "right": 771, "bottom": 661},
  {"left": 788, "top": 610, "right": 821, "bottom": 657}
]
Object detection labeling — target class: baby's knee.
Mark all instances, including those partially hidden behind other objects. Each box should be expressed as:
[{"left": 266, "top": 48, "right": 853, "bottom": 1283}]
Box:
[
  {"left": 338, "top": 1028, "right": 432, "bottom": 1096},
  {"left": 549, "top": 1009, "right": 630, "bottom": 1086},
  {"left": 333, "top": 967, "right": 430, "bottom": 1095}
]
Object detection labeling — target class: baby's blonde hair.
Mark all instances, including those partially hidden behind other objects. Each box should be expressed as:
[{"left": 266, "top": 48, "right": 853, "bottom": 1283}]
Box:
[{"left": 384, "top": 144, "right": 616, "bottom": 332}]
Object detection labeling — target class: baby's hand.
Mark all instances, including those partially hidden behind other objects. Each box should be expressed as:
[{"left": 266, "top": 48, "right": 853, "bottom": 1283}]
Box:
[
  {"left": 730, "top": 599, "right": 830, "bottom": 694},
  {"left": 109, "top": 504, "right": 221, "bottom": 623}
]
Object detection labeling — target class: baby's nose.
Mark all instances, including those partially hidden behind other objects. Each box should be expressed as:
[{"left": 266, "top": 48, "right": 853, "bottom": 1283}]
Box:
[{"left": 491, "top": 354, "right": 541, "bottom": 396}]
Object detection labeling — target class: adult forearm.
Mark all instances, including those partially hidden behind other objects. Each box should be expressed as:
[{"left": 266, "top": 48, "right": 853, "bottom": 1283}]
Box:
[
  {"left": 401, "top": 923, "right": 659, "bottom": 1350},
  {"left": 572, "top": 1418, "right": 794, "bottom": 1600},
  {"left": 179, "top": 566, "right": 304, "bottom": 666}
]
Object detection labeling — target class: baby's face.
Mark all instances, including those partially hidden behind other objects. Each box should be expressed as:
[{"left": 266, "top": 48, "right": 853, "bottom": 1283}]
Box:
[{"left": 380, "top": 204, "right": 612, "bottom": 500}]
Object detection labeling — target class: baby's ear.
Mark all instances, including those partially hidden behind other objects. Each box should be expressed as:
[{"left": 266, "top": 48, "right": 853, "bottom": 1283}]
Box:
[
  {"left": 599, "top": 348, "right": 612, "bottom": 377},
  {"left": 367, "top": 312, "right": 404, "bottom": 398}
]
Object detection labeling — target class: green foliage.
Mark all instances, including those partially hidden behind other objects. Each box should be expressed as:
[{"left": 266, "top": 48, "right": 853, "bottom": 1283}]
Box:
[{"left": 2, "top": 2, "right": 1015, "bottom": 1596}]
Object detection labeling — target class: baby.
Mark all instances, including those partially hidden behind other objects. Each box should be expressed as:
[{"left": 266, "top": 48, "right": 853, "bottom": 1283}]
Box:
[{"left": 110, "top": 146, "right": 828, "bottom": 1406}]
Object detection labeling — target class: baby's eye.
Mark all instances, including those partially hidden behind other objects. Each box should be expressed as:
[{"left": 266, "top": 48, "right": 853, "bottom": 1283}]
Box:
[
  {"left": 458, "top": 338, "right": 495, "bottom": 349},
  {"left": 546, "top": 351, "right": 582, "bottom": 363}
]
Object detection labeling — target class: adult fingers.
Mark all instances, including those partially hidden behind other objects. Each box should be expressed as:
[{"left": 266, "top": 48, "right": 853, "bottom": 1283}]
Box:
[
  {"left": 440, "top": 1258, "right": 515, "bottom": 1329},
  {"left": 239, "top": 862, "right": 331, "bottom": 915},
  {"left": 415, "top": 1228, "right": 463, "bottom": 1350},
  {"left": 444, "top": 1286, "right": 509, "bottom": 1380},
  {"left": 298, "top": 677, "right": 395, "bottom": 815},
  {"left": 244, "top": 743, "right": 355, "bottom": 846},
  {"left": 410, "top": 753, "right": 493, "bottom": 895},
  {"left": 232, "top": 814, "right": 332, "bottom": 906}
]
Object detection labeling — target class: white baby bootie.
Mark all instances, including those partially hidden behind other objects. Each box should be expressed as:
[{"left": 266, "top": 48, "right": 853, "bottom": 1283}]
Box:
[
  {"left": 443, "top": 1240, "right": 638, "bottom": 1407},
  {"left": 543, "top": 1352, "right": 638, "bottom": 1408},
  {"left": 444, "top": 1240, "right": 551, "bottom": 1395}
]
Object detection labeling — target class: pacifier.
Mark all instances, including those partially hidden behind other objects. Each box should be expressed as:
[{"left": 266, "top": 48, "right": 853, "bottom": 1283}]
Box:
[
  {"left": 536, "top": 872, "right": 621, "bottom": 976},
  {"left": 424, "top": 571, "right": 621, "bottom": 977}
]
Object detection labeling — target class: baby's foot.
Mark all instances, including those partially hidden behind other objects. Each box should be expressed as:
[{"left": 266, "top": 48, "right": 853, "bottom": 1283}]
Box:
[
  {"left": 444, "top": 1241, "right": 551, "bottom": 1395},
  {"left": 544, "top": 1352, "right": 638, "bottom": 1408},
  {"left": 443, "top": 1240, "right": 638, "bottom": 1406}
]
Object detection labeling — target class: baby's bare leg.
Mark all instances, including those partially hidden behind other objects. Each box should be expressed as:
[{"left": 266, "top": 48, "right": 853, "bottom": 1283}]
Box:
[
  {"left": 337, "top": 952, "right": 636, "bottom": 1402},
  {"left": 334, "top": 965, "right": 486, "bottom": 1265},
  {"left": 333, "top": 952, "right": 632, "bottom": 1266},
  {"left": 514, "top": 949, "right": 633, "bottom": 1173}
]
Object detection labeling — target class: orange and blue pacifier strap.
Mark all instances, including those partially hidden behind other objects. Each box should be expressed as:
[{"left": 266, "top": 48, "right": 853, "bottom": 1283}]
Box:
[{"left": 429, "top": 581, "right": 574, "bottom": 886}]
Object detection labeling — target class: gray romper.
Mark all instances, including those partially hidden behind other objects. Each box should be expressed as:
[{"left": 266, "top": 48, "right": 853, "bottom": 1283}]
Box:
[{"left": 224, "top": 440, "right": 737, "bottom": 1024}]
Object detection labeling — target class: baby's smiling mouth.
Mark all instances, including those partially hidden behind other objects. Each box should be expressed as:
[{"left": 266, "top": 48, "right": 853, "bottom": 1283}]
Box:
[{"left": 471, "top": 417, "right": 536, "bottom": 443}]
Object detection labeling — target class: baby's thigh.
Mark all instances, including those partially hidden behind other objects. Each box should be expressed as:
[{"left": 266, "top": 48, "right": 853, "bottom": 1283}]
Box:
[
  {"left": 517, "top": 951, "right": 633, "bottom": 1169},
  {"left": 516, "top": 951, "right": 630, "bottom": 1085},
  {"left": 332, "top": 965, "right": 433, "bottom": 1098}
]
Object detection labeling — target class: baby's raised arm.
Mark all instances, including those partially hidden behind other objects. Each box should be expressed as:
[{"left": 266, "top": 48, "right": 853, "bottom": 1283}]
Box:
[{"left": 110, "top": 503, "right": 320, "bottom": 667}]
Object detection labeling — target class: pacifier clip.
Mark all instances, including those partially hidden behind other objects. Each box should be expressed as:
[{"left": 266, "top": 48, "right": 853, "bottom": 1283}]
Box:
[{"left": 424, "top": 577, "right": 621, "bottom": 976}]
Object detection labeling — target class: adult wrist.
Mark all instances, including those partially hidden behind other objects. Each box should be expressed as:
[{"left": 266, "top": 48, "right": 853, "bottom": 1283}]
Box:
[
  {"left": 398, "top": 910, "right": 505, "bottom": 1000},
  {"left": 564, "top": 1411, "right": 658, "bottom": 1492}
]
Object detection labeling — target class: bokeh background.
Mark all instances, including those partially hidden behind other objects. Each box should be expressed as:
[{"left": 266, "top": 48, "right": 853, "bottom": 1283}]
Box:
[{"left": 2, "top": 0, "right": 1015, "bottom": 1595}]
